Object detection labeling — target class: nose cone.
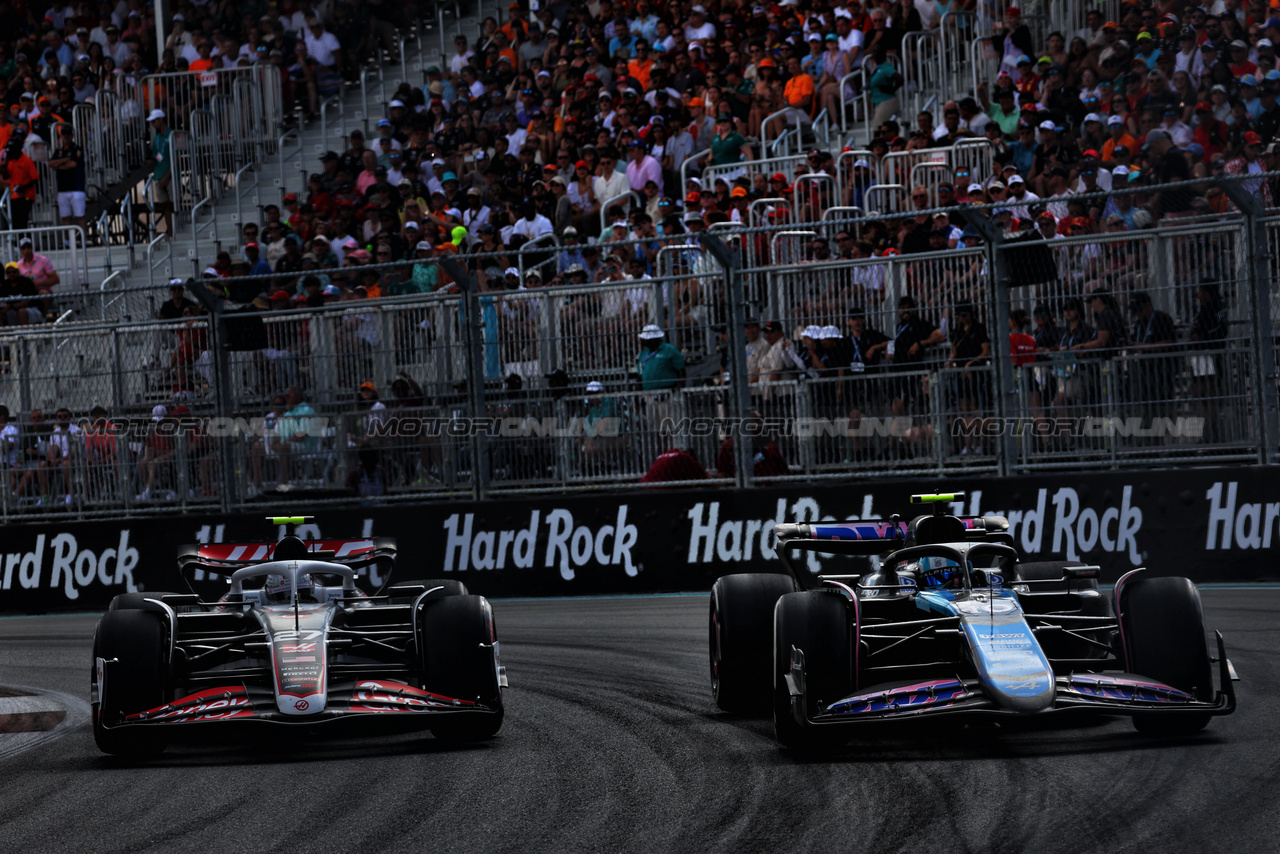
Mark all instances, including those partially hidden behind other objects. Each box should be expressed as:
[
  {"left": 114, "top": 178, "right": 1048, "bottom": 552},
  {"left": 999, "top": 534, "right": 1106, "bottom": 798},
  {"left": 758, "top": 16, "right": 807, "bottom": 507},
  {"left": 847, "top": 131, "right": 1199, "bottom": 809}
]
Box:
[{"left": 958, "top": 596, "right": 1056, "bottom": 713}]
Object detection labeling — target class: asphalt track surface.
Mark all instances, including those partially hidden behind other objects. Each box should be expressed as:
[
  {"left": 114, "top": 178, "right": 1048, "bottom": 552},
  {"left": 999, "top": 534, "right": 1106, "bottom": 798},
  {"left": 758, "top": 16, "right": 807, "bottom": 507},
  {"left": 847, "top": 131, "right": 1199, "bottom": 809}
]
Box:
[{"left": 0, "top": 588, "right": 1276, "bottom": 853}]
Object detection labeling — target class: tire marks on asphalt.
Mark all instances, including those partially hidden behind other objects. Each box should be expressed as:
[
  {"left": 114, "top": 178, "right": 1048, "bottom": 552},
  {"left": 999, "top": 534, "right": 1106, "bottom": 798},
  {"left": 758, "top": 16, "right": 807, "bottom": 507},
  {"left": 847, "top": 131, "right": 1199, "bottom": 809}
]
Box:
[{"left": 0, "top": 685, "right": 89, "bottom": 762}]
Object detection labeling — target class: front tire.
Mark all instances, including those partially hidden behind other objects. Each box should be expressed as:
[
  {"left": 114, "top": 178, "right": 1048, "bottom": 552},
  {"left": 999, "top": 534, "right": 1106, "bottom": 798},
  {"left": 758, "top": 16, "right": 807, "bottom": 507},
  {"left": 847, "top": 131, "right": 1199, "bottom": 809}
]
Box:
[
  {"left": 419, "top": 594, "right": 504, "bottom": 742},
  {"left": 773, "top": 591, "right": 853, "bottom": 750},
  {"left": 1118, "top": 576, "right": 1214, "bottom": 737},
  {"left": 709, "top": 573, "right": 799, "bottom": 713},
  {"left": 92, "top": 609, "right": 168, "bottom": 756}
]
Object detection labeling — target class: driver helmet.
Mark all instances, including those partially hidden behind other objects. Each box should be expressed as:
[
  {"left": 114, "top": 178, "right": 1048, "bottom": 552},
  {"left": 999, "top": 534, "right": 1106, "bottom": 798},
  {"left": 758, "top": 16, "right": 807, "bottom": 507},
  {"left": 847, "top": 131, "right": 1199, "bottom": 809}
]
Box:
[
  {"left": 263, "top": 572, "right": 314, "bottom": 604},
  {"left": 918, "top": 555, "right": 964, "bottom": 588}
]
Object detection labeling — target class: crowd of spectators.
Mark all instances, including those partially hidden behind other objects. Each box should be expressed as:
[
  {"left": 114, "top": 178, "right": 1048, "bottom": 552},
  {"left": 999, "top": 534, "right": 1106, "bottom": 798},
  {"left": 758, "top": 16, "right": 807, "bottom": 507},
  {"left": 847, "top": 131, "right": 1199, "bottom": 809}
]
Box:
[{"left": 0, "top": 0, "right": 1270, "bottom": 500}]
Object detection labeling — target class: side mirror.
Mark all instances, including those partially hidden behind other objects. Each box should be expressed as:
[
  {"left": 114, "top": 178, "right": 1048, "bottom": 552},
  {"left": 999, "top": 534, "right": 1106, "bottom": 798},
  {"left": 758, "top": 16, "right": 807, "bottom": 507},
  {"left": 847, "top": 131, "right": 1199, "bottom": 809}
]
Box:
[{"left": 1064, "top": 565, "right": 1101, "bottom": 580}]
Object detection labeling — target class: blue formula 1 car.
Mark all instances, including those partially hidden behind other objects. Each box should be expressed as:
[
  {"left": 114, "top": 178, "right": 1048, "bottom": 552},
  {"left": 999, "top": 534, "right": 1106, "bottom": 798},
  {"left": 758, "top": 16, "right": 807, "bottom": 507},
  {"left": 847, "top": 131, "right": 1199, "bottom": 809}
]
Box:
[{"left": 708, "top": 493, "right": 1238, "bottom": 749}]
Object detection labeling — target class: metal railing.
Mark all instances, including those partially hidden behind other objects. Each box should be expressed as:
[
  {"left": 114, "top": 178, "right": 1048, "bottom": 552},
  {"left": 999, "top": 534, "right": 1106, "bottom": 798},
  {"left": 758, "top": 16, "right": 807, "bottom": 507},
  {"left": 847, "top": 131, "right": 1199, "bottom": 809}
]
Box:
[{"left": 0, "top": 179, "right": 1272, "bottom": 516}]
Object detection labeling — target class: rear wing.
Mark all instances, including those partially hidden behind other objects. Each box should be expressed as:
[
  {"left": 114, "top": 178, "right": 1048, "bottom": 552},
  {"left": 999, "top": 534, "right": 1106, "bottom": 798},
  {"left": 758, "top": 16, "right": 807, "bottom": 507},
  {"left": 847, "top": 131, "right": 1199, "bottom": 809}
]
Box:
[
  {"left": 182, "top": 539, "right": 395, "bottom": 565},
  {"left": 176, "top": 538, "right": 398, "bottom": 596},
  {"left": 772, "top": 516, "right": 1013, "bottom": 586}
]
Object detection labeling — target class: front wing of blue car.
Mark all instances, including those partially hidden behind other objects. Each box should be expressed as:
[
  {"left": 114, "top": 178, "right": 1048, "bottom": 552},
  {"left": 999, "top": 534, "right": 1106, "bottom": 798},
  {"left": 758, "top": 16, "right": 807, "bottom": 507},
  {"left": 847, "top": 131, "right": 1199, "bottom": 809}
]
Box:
[{"left": 782, "top": 632, "right": 1237, "bottom": 728}]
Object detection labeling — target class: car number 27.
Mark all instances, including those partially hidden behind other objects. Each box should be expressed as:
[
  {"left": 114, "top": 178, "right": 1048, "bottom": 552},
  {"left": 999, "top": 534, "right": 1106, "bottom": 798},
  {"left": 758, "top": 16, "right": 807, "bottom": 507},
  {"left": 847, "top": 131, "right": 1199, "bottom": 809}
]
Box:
[{"left": 273, "top": 630, "right": 324, "bottom": 641}]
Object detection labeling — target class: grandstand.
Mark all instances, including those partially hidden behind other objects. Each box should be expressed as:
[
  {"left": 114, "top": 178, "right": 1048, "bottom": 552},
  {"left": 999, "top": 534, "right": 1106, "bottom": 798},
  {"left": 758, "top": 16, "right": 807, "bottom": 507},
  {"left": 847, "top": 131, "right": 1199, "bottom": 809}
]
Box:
[{"left": 0, "top": 0, "right": 1275, "bottom": 515}]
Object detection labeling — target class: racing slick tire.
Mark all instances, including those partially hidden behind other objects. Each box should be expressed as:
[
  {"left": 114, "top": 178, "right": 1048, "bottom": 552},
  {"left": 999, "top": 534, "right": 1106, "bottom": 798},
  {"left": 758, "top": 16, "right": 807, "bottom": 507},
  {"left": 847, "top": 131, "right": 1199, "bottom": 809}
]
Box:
[
  {"left": 92, "top": 609, "right": 169, "bottom": 756},
  {"left": 107, "top": 592, "right": 175, "bottom": 612},
  {"left": 391, "top": 579, "right": 469, "bottom": 604},
  {"left": 419, "top": 579, "right": 468, "bottom": 597},
  {"left": 1117, "top": 576, "right": 1214, "bottom": 737},
  {"left": 709, "top": 573, "right": 800, "bottom": 714},
  {"left": 773, "top": 591, "right": 853, "bottom": 751},
  {"left": 419, "top": 594, "right": 504, "bottom": 742}
]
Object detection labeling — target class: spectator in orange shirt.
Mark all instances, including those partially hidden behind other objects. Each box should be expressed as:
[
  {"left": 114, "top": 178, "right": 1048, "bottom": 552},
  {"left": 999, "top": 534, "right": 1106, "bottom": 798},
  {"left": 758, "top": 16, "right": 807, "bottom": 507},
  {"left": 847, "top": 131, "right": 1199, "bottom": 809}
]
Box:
[
  {"left": 628, "top": 39, "right": 655, "bottom": 90},
  {"left": 1100, "top": 114, "right": 1136, "bottom": 164},
  {"left": 1, "top": 128, "right": 38, "bottom": 228},
  {"left": 766, "top": 55, "right": 814, "bottom": 140},
  {"left": 189, "top": 39, "right": 216, "bottom": 72},
  {"left": 500, "top": 3, "right": 528, "bottom": 45}
]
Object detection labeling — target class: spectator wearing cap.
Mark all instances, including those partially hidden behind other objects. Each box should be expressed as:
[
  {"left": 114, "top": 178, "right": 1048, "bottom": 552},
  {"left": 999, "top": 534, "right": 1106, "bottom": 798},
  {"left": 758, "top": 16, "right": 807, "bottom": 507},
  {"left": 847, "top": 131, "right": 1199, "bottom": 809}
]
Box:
[
  {"left": 1225, "top": 132, "right": 1272, "bottom": 206},
  {"left": 1157, "top": 102, "right": 1192, "bottom": 150},
  {"left": 625, "top": 138, "right": 663, "bottom": 195},
  {"left": 685, "top": 96, "right": 715, "bottom": 153},
  {"left": 1005, "top": 173, "right": 1040, "bottom": 219},
  {"left": 753, "top": 320, "right": 805, "bottom": 404},
  {"left": 1101, "top": 172, "right": 1140, "bottom": 228},
  {"left": 1256, "top": 72, "right": 1280, "bottom": 142},
  {"left": 1229, "top": 39, "right": 1259, "bottom": 78},
  {"left": 406, "top": 241, "right": 440, "bottom": 294},
  {"left": 303, "top": 17, "right": 342, "bottom": 72},
  {"left": 457, "top": 186, "right": 489, "bottom": 236},
  {"left": 1189, "top": 101, "right": 1229, "bottom": 161},
  {"left": 1240, "top": 75, "right": 1263, "bottom": 122},
  {"left": 158, "top": 279, "right": 197, "bottom": 320},
  {"left": 244, "top": 241, "right": 271, "bottom": 278},
  {"left": 102, "top": 25, "right": 133, "bottom": 67},
  {"left": 983, "top": 85, "right": 1022, "bottom": 137},
  {"left": 1102, "top": 114, "right": 1137, "bottom": 164},
  {"left": 992, "top": 6, "right": 1035, "bottom": 73}
]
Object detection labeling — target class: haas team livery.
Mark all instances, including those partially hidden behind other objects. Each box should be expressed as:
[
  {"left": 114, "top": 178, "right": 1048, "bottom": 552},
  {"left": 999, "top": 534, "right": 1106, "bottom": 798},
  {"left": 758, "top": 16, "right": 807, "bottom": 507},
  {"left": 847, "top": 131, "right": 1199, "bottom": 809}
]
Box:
[{"left": 90, "top": 517, "right": 506, "bottom": 756}]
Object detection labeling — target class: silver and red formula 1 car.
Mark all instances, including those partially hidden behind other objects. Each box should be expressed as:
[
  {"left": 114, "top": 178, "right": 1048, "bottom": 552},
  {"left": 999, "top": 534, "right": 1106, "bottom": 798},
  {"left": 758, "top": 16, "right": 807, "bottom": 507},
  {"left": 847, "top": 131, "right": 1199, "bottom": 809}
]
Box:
[
  {"left": 91, "top": 517, "right": 505, "bottom": 756},
  {"left": 709, "top": 493, "right": 1238, "bottom": 749}
]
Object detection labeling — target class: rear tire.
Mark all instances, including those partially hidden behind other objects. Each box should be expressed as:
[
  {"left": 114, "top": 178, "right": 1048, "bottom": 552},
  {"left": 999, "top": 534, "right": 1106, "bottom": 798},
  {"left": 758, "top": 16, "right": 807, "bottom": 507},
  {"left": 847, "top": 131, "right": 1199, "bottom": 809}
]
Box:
[
  {"left": 709, "top": 573, "right": 799, "bottom": 714},
  {"left": 420, "top": 579, "right": 468, "bottom": 597},
  {"left": 92, "top": 610, "right": 168, "bottom": 756},
  {"left": 107, "top": 593, "right": 174, "bottom": 612},
  {"left": 419, "top": 594, "right": 504, "bottom": 742},
  {"left": 772, "top": 591, "right": 853, "bottom": 750},
  {"left": 1118, "top": 576, "right": 1214, "bottom": 737}
]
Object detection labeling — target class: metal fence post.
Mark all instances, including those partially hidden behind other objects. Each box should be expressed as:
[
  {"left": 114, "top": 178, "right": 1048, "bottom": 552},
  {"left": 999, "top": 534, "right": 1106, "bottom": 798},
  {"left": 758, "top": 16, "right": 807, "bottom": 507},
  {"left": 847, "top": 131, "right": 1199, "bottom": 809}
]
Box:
[
  {"left": 699, "top": 233, "right": 753, "bottom": 488},
  {"left": 1218, "top": 179, "right": 1279, "bottom": 464},
  {"left": 967, "top": 212, "right": 1015, "bottom": 476},
  {"left": 185, "top": 279, "right": 238, "bottom": 511},
  {"left": 437, "top": 256, "right": 490, "bottom": 499}
]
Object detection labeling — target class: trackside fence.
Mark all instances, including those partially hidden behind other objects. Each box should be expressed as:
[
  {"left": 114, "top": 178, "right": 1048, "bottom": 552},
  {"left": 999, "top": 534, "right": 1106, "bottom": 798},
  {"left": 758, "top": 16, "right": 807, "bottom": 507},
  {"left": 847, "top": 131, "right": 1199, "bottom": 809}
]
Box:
[{"left": 0, "top": 177, "right": 1274, "bottom": 516}]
